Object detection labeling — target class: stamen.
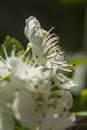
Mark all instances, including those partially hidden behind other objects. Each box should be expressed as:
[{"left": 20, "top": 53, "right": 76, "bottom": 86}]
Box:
[
  {"left": 55, "top": 65, "right": 73, "bottom": 72},
  {"left": 11, "top": 45, "right": 16, "bottom": 57},
  {"left": 51, "top": 61, "right": 73, "bottom": 67},
  {"left": 44, "top": 41, "right": 58, "bottom": 54},
  {"left": 45, "top": 36, "right": 58, "bottom": 46},
  {"left": 43, "top": 33, "right": 55, "bottom": 46},
  {"left": 43, "top": 26, "right": 55, "bottom": 41},
  {"left": 0, "top": 55, "right": 7, "bottom": 64},
  {"left": 46, "top": 53, "right": 57, "bottom": 58},
  {"left": 0, "top": 55, "right": 12, "bottom": 71},
  {"left": 1, "top": 45, "right": 8, "bottom": 59},
  {"left": 58, "top": 51, "right": 65, "bottom": 55}
]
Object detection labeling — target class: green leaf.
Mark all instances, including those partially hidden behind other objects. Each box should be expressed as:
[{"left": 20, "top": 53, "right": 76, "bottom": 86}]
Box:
[
  {"left": 71, "top": 89, "right": 87, "bottom": 112},
  {"left": 0, "top": 35, "right": 23, "bottom": 58}
]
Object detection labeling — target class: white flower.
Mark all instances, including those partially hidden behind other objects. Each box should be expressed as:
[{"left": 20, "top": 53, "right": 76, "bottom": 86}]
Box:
[
  {"left": 0, "top": 46, "right": 51, "bottom": 93},
  {"left": 0, "top": 16, "right": 77, "bottom": 130},
  {"left": 24, "top": 16, "right": 77, "bottom": 89},
  {"left": 6, "top": 57, "right": 51, "bottom": 94},
  {"left": 39, "top": 90, "right": 75, "bottom": 130},
  {"left": 24, "top": 16, "right": 71, "bottom": 69},
  {"left": 0, "top": 54, "right": 51, "bottom": 130}
]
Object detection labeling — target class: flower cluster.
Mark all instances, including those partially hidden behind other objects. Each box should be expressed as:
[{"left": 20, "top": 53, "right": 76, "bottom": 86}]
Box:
[{"left": 0, "top": 16, "right": 77, "bottom": 130}]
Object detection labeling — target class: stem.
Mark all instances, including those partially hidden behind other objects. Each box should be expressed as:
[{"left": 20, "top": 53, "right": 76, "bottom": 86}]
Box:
[
  {"left": 0, "top": 75, "right": 9, "bottom": 80},
  {"left": 20, "top": 45, "right": 31, "bottom": 60}
]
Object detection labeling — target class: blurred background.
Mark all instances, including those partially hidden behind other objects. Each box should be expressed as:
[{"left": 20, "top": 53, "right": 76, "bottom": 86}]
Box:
[{"left": 0, "top": 0, "right": 87, "bottom": 95}]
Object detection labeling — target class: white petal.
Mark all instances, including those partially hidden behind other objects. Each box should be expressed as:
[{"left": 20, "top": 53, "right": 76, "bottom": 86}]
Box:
[
  {"left": 51, "top": 113, "right": 73, "bottom": 130},
  {"left": 7, "top": 57, "right": 29, "bottom": 80},
  {"left": 53, "top": 73, "right": 77, "bottom": 89},
  {"left": 0, "top": 105, "right": 14, "bottom": 130},
  {"left": 40, "top": 112, "right": 73, "bottom": 130},
  {"left": 12, "top": 91, "right": 42, "bottom": 129},
  {"left": 24, "top": 16, "right": 44, "bottom": 44},
  {"left": 40, "top": 114, "right": 56, "bottom": 130},
  {"left": 0, "top": 75, "right": 26, "bottom": 105},
  {"left": 0, "top": 60, "right": 9, "bottom": 77}
]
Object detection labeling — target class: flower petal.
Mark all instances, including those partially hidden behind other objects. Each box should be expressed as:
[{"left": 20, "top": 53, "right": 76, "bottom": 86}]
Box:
[
  {"left": 53, "top": 73, "right": 77, "bottom": 89},
  {"left": 12, "top": 91, "right": 42, "bottom": 129},
  {"left": 0, "top": 105, "right": 14, "bottom": 130}
]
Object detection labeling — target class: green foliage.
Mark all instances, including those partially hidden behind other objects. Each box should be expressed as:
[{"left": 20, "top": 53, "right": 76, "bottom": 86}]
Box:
[
  {"left": 71, "top": 89, "right": 87, "bottom": 113},
  {"left": 0, "top": 35, "right": 23, "bottom": 58}
]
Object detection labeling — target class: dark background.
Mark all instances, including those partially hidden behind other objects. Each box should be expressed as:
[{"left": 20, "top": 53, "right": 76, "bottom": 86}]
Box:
[{"left": 0, "top": 0, "right": 86, "bottom": 52}]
